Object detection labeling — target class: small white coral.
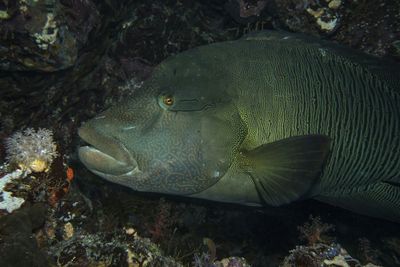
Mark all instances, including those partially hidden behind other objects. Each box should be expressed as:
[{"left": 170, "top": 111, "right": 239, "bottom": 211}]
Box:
[
  {"left": 0, "top": 169, "right": 26, "bottom": 212},
  {"left": 33, "top": 13, "right": 59, "bottom": 50},
  {"left": 5, "top": 128, "right": 58, "bottom": 172}
]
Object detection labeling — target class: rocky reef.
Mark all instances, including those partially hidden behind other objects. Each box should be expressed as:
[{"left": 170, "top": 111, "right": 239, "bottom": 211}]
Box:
[
  {"left": 0, "top": 1, "right": 399, "bottom": 266},
  {"left": 0, "top": 0, "right": 99, "bottom": 72}
]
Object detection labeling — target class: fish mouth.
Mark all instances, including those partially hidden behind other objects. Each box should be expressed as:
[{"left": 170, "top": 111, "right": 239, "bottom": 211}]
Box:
[{"left": 78, "top": 124, "right": 138, "bottom": 176}]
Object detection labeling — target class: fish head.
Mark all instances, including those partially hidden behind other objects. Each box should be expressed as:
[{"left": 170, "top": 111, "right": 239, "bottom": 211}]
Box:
[{"left": 78, "top": 53, "right": 246, "bottom": 195}]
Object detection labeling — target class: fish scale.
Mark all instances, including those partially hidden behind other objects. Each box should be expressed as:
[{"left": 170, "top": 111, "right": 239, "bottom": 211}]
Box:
[
  {"left": 79, "top": 31, "right": 400, "bottom": 222},
  {"left": 226, "top": 35, "right": 400, "bottom": 216},
  {"left": 232, "top": 39, "right": 398, "bottom": 189}
]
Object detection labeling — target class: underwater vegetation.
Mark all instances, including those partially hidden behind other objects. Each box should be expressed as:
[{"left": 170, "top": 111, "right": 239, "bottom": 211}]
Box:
[
  {"left": 0, "top": 128, "right": 58, "bottom": 213},
  {"left": 298, "top": 215, "right": 335, "bottom": 246},
  {"left": 5, "top": 128, "right": 58, "bottom": 173},
  {"left": 0, "top": 0, "right": 400, "bottom": 267},
  {"left": 281, "top": 216, "right": 384, "bottom": 267}
]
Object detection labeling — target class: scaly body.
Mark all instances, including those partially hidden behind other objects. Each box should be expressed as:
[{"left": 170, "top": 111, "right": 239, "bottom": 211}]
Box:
[{"left": 79, "top": 31, "right": 400, "bottom": 222}]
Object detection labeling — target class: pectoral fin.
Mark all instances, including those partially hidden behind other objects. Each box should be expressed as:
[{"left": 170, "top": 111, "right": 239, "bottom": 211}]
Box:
[{"left": 241, "top": 135, "right": 331, "bottom": 206}]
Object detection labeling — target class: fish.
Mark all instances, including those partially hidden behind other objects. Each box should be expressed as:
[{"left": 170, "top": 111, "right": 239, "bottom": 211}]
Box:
[{"left": 78, "top": 31, "right": 400, "bottom": 222}]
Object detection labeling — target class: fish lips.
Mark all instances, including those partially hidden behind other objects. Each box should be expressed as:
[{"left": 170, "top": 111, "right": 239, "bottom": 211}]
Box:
[{"left": 78, "top": 125, "right": 138, "bottom": 176}]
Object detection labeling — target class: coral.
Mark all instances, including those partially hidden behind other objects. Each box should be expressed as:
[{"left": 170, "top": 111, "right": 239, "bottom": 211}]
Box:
[
  {"left": 148, "top": 198, "right": 177, "bottom": 243},
  {"left": 63, "top": 222, "right": 74, "bottom": 240},
  {"left": 5, "top": 128, "right": 58, "bottom": 173},
  {"left": 203, "top": 237, "right": 217, "bottom": 263},
  {"left": 280, "top": 243, "right": 374, "bottom": 267},
  {"left": 192, "top": 237, "right": 250, "bottom": 267},
  {"left": 193, "top": 253, "right": 250, "bottom": 267},
  {"left": 358, "top": 238, "right": 381, "bottom": 265},
  {"left": 306, "top": 0, "right": 342, "bottom": 32},
  {"left": 323, "top": 255, "right": 351, "bottom": 267},
  {"left": 383, "top": 237, "right": 400, "bottom": 257},
  {"left": 0, "top": 169, "right": 26, "bottom": 213},
  {"left": 32, "top": 13, "right": 59, "bottom": 50},
  {"left": 193, "top": 252, "right": 214, "bottom": 267},
  {"left": 382, "top": 237, "right": 400, "bottom": 265},
  {"left": 298, "top": 215, "right": 335, "bottom": 245},
  {"left": 220, "top": 257, "right": 250, "bottom": 267},
  {"left": 48, "top": 228, "right": 183, "bottom": 267}
]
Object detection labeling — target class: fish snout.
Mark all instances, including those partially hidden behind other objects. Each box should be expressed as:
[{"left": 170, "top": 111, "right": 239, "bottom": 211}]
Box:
[
  {"left": 78, "top": 146, "right": 137, "bottom": 175},
  {"left": 78, "top": 124, "right": 138, "bottom": 176}
]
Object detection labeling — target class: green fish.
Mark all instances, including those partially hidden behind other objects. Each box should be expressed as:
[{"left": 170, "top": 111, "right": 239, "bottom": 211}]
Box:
[{"left": 78, "top": 31, "right": 400, "bottom": 222}]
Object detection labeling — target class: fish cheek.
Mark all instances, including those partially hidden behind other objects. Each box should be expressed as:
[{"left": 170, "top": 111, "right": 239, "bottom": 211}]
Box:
[
  {"left": 200, "top": 115, "right": 242, "bottom": 176},
  {"left": 170, "top": 111, "right": 243, "bottom": 195},
  {"left": 138, "top": 117, "right": 227, "bottom": 195},
  {"left": 130, "top": 109, "right": 242, "bottom": 195},
  {"left": 144, "top": 149, "right": 209, "bottom": 195}
]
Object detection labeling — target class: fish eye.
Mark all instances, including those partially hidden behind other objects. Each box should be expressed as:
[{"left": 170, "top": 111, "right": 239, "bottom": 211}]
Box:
[
  {"left": 158, "top": 93, "right": 176, "bottom": 109},
  {"left": 163, "top": 95, "right": 174, "bottom": 106}
]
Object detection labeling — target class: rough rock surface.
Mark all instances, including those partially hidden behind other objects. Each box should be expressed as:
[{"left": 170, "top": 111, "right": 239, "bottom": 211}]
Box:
[
  {"left": 0, "top": 0, "right": 99, "bottom": 72},
  {"left": 0, "top": 203, "right": 48, "bottom": 267}
]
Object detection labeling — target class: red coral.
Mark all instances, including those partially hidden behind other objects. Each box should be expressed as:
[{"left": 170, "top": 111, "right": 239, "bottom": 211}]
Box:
[
  {"left": 298, "top": 215, "right": 335, "bottom": 245},
  {"left": 148, "top": 198, "right": 176, "bottom": 243}
]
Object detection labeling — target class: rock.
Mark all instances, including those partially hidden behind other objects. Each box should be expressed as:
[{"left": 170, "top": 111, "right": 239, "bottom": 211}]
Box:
[
  {"left": 0, "top": 203, "right": 49, "bottom": 267},
  {"left": 0, "top": 0, "right": 99, "bottom": 72},
  {"left": 225, "top": 0, "right": 270, "bottom": 24}
]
